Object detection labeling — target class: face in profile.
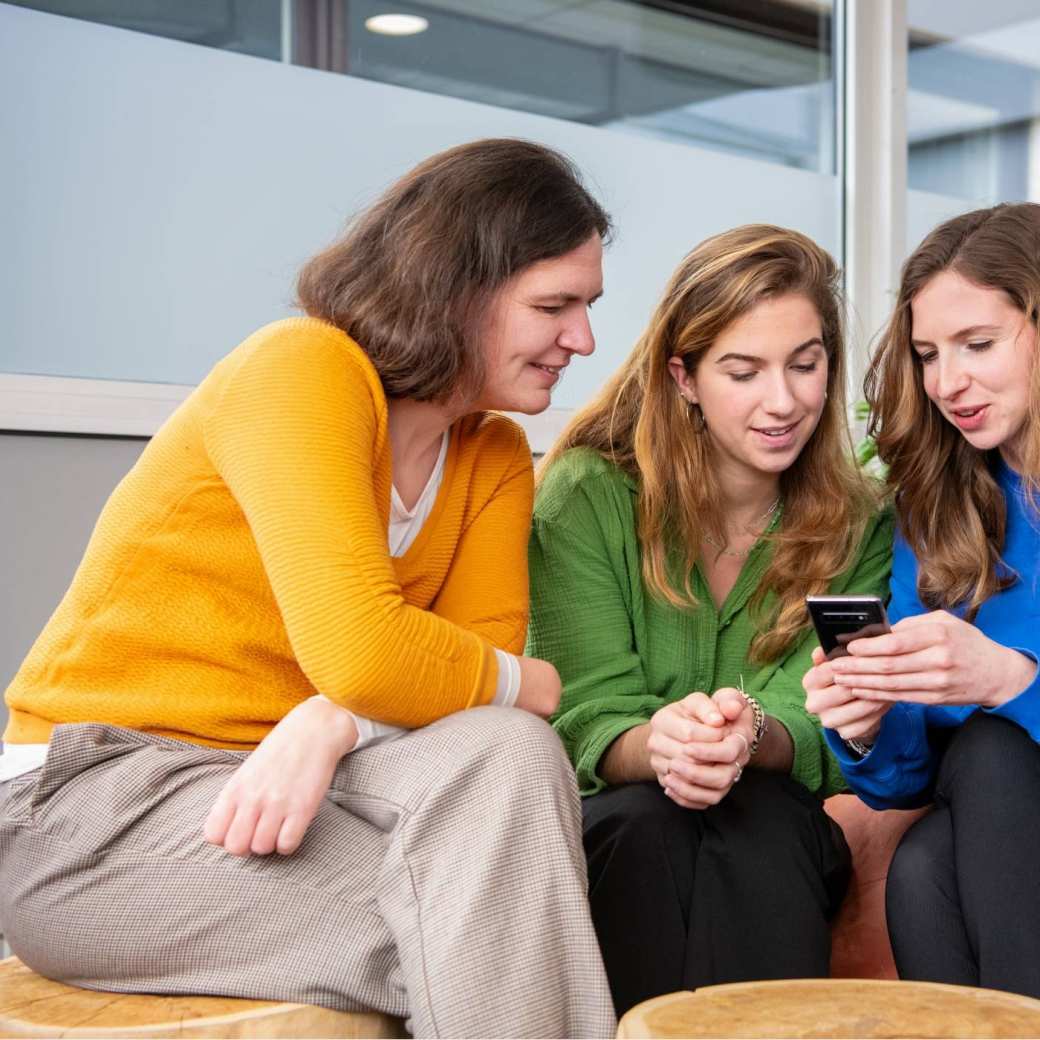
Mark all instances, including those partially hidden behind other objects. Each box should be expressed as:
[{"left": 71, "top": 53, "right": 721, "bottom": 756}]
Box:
[
  {"left": 668, "top": 293, "right": 830, "bottom": 483},
  {"left": 910, "top": 269, "right": 1035, "bottom": 467},
  {"left": 473, "top": 233, "right": 603, "bottom": 415}
]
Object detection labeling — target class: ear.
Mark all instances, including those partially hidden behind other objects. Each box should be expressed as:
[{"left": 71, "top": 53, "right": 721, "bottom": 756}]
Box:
[{"left": 667, "top": 355, "right": 698, "bottom": 404}]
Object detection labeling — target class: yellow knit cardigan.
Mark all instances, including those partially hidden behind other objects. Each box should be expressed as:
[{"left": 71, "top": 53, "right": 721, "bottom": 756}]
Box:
[{"left": 5, "top": 318, "right": 533, "bottom": 749}]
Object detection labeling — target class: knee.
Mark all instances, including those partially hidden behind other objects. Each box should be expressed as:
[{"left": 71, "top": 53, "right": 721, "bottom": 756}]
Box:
[
  {"left": 583, "top": 781, "right": 682, "bottom": 851},
  {"left": 944, "top": 712, "right": 1040, "bottom": 795},
  {"left": 886, "top": 815, "right": 948, "bottom": 910},
  {"left": 437, "top": 705, "right": 574, "bottom": 792}
]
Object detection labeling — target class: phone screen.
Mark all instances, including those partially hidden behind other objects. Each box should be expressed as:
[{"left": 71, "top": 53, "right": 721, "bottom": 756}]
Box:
[{"left": 806, "top": 595, "right": 891, "bottom": 660}]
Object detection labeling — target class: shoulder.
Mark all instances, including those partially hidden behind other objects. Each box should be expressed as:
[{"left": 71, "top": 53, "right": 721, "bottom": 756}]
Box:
[
  {"left": 859, "top": 503, "right": 896, "bottom": 555},
  {"left": 458, "top": 411, "right": 530, "bottom": 464},
  {"left": 218, "top": 318, "right": 382, "bottom": 392},
  {"left": 535, "top": 447, "right": 636, "bottom": 526}
]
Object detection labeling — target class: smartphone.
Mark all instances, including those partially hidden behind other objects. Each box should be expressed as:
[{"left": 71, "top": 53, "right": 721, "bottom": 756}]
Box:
[{"left": 805, "top": 595, "right": 891, "bottom": 660}]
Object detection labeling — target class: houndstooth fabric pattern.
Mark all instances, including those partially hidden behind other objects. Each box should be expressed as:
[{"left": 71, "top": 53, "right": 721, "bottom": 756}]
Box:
[{"left": 0, "top": 707, "right": 616, "bottom": 1038}]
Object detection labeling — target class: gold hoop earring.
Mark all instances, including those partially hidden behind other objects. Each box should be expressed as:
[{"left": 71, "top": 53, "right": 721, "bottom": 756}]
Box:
[{"left": 678, "top": 390, "right": 707, "bottom": 433}]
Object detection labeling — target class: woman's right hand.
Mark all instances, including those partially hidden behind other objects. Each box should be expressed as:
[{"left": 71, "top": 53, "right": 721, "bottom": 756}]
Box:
[
  {"left": 803, "top": 646, "right": 891, "bottom": 743},
  {"left": 514, "top": 656, "right": 562, "bottom": 718},
  {"left": 647, "top": 692, "right": 743, "bottom": 809},
  {"left": 203, "top": 695, "right": 358, "bottom": 858}
]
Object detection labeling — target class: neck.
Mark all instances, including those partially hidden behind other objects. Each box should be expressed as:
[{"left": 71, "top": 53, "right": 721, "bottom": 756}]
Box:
[
  {"left": 716, "top": 462, "right": 781, "bottom": 533},
  {"left": 386, "top": 397, "right": 460, "bottom": 469}
]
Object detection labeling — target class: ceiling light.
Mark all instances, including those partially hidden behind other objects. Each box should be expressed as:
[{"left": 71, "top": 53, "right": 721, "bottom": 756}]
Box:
[{"left": 365, "top": 14, "right": 429, "bottom": 36}]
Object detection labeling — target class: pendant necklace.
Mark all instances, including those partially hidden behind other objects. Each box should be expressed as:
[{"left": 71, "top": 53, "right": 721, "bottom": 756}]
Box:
[{"left": 703, "top": 497, "right": 781, "bottom": 558}]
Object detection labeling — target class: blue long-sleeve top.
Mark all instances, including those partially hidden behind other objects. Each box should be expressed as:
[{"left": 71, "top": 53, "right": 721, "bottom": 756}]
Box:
[{"left": 825, "top": 458, "right": 1040, "bottom": 809}]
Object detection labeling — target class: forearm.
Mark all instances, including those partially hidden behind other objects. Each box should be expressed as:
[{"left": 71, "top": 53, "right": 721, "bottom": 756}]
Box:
[
  {"left": 751, "top": 715, "right": 794, "bottom": 773},
  {"left": 600, "top": 723, "right": 654, "bottom": 784}
]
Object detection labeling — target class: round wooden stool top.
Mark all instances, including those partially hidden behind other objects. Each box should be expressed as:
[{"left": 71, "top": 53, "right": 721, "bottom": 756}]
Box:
[
  {"left": 617, "top": 978, "right": 1040, "bottom": 1039},
  {"left": 0, "top": 957, "right": 406, "bottom": 1038}
]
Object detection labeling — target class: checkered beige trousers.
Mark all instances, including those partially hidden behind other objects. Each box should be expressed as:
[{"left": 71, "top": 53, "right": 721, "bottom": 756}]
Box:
[{"left": 0, "top": 707, "right": 616, "bottom": 1038}]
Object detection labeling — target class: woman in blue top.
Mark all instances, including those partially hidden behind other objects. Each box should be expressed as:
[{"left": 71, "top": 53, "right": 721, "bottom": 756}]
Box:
[{"left": 804, "top": 202, "right": 1040, "bottom": 998}]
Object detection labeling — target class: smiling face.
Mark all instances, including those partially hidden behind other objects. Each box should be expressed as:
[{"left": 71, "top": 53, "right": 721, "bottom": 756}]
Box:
[
  {"left": 910, "top": 269, "right": 1035, "bottom": 468},
  {"left": 472, "top": 233, "right": 604, "bottom": 415},
  {"left": 668, "top": 293, "right": 829, "bottom": 488}
]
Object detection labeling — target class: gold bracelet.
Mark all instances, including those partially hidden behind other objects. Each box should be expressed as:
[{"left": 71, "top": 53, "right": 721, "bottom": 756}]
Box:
[{"left": 744, "top": 694, "right": 768, "bottom": 757}]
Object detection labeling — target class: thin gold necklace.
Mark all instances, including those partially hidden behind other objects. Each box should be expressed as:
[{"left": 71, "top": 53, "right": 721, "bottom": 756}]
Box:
[{"left": 703, "top": 498, "right": 780, "bottom": 558}]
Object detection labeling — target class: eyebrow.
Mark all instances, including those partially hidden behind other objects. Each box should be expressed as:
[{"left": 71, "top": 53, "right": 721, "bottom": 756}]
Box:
[
  {"left": 911, "top": 324, "right": 1001, "bottom": 349},
  {"left": 714, "top": 337, "right": 824, "bottom": 365},
  {"left": 532, "top": 289, "right": 604, "bottom": 305}
]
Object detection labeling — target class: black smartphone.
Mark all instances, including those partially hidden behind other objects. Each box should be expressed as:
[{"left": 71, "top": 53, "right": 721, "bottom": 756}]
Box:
[{"left": 805, "top": 595, "right": 891, "bottom": 660}]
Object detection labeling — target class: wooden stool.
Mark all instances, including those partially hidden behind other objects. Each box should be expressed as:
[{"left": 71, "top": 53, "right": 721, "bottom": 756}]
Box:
[
  {"left": 617, "top": 978, "right": 1040, "bottom": 1039},
  {"left": 0, "top": 957, "right": 407, "bottom": 1038}
]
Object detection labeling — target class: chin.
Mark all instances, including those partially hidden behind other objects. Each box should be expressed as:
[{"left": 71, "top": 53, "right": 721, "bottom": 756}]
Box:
[{"left": 499, "top": 393, "right": 551, "bottom": 416}]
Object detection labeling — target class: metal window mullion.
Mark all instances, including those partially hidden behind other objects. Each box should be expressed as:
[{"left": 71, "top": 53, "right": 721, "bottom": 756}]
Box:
[{"left": 843, "top": 0, "right": 908, "bottom": 403}]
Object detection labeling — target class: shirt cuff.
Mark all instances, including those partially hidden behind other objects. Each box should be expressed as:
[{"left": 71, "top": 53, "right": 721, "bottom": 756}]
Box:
[
  {"left": 983, "top": 648, "right": 1040, "bottom": 741},
  {"left": 492, "top": 648, "right": 522, "bottom": 709},
  {"left": 317, "top": 694, "right": 407, "bottom": 751}
]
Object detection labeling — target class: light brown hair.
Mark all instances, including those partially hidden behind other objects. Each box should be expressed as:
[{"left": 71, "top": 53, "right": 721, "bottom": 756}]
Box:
[
  {"left": 541, "top": 225, "right": 876, "bottom": 662},
  {"left": 865, "top": 202, "right": 1040, "bottom": 616},
  {"left": 297, "top": 138, "right": 611, "bottom": 403}
]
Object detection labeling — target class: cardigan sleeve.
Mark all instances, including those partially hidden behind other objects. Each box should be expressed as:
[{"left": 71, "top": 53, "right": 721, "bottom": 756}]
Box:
[
  {"left": 528, "top": 474, "right": 663, "bottom": 796},
  {"left": 431, "top": 421, "right": 534, "bottom": 655},
  {"left": 753, "top": 509, "right": 895, "bottom": 797},
  {"left": 202, "top": 323, "right": 498, "bottom": 726}
]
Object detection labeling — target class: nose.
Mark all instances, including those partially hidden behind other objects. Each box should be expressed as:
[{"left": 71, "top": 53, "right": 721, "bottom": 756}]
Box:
[
  {"left": 762, "top": 372, "right": 797, "bottom": 416},
  {"left": 557, "top": 309, "right": 595, "bottom": 357},
  {"left": 934, "top": 353, "right": 970, "bottom": 401}
]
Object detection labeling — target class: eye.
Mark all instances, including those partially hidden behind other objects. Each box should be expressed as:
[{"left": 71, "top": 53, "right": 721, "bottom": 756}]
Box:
[
  {"left": 729, "top": 371, "right": 756, "bottom": 383},
  {"left": 915, "top": 351, "right": 937, "bottom": 365},
  {"left": 966, "top": 340, "right": 993, "bottom": 353},
  {"left": 791, "top": 362, "right": 818, "bottom": 374},
  {"left": 536, "top": 305, "right": 564, "bottom": 316}
]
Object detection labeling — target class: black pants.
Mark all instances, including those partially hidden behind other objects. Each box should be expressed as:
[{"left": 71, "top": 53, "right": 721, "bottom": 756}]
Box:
[
  {"left": 886, "top": 712, "right": 1040, "bottom": 998},
  {"left": 582, "top": 771, "right": 851, "bottom": 1017}
]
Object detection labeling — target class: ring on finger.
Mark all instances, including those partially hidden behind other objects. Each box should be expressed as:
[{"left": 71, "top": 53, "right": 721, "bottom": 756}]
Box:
[
  {"left": 733, "top": 733, "right": 749, "bottom": 759},
  {"left": 733, "top": 763, "right": 743, "bottom": 784}
]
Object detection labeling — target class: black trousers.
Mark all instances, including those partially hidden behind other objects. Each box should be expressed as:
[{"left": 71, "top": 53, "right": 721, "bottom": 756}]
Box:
[
  {"left": 886, "top": 712, "right": 1040, "bottom": 998},
  {"left": 582, "top": 771, "right": 851, "bottom": 1017}
]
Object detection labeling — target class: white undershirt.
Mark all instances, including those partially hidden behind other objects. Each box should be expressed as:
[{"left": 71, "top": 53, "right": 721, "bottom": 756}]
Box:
[{"left": 1, "top": 431, "right": 522, "bottom": 779}]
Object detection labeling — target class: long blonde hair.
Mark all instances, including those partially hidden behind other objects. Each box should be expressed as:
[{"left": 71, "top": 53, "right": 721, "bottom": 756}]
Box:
[
  {"left": 865, "top": 203, "right": 1040, "bottom": 617},
  {"left": 540, "top": 225, "right": 876, "bottom": 663}
]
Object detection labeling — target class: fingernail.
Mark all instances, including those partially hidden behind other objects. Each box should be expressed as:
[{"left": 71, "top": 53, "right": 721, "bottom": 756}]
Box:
[{"left": 709, "top": 713, "right": 724, "bottom": 724}]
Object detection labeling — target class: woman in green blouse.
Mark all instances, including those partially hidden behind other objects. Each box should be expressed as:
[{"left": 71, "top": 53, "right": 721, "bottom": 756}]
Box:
[{"left": 529, "top": 225, "right": 892, "bottom": 1016}]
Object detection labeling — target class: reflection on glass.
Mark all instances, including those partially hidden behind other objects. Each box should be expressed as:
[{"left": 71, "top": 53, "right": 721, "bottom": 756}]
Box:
[
  {"left": 9, "top": 0, "right": 283, "bottom": 60},
  {"left": 908, "top": 1, "right": 1040, "bottom": 204},
  {"left": 12, "top": 0, "right": 836, "bottom": 174},
  {"left": 338, "top": 0, "right": 835, "bottom": 173}
]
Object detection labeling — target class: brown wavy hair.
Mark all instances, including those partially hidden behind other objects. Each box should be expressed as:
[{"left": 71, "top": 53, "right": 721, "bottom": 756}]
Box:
[
  {"left": 540, "top": 225, "right": 876, "bottom": 662},
  {"left": 297, "top": 138, "right": 611, "bottom": 403},
  {"left": 864, "top": 203, "right": 1040, "bottom": 617}
]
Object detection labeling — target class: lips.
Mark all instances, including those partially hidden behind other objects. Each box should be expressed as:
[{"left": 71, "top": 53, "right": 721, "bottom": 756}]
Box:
[
  {"left": 751, "top": 419, "right": 801, "bottom": 449},
  {"left": 949, "top": 404, "right": 988, "bottom": 432}
]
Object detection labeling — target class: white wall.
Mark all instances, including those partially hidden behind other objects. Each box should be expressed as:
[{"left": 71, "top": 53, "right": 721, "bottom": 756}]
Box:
[{"left": 0, "top": 434, "right": 147, "bottom": 722}]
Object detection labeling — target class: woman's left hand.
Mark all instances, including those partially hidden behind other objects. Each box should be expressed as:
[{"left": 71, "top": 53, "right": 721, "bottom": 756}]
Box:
[
  {"left": 830, "top": 610, "right": 1038, "bottom": 709},
  {"left": 203, "top": 695, "right": 358, "bottom": 857}
]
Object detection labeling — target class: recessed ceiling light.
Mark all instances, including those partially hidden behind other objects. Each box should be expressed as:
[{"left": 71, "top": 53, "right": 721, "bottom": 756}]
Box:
[{"left": 365, "top": 14, "right": 429, "bottom": 36}]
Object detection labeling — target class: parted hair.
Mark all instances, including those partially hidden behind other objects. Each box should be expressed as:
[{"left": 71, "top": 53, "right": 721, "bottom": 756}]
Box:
[
  {"left": 296, "top": 138, "right": 611, "bottom": 403},
  {"left": 540, "top": 225, "right": 876, "bottom": 663},
  {"left": 865, "top": 202, "right": 1040, "bottom": 617}
]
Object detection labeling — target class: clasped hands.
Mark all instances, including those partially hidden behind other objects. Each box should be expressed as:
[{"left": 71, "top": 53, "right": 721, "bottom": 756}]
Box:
[
  {"left": 803, "top": 610, "right": 1038, "bottom": 744},
  {"left": 648, "top": 688, "right": 754, "bottom": 810}
]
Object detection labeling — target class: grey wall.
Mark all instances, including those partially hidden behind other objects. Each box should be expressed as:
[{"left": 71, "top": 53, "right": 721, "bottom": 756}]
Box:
[{"left": 0, "top": 433, "right": 146, "bottom": 732}]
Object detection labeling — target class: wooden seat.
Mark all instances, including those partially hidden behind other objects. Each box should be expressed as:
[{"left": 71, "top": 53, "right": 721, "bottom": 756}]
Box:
[
  {"left": 617, "top": 978, "right": 1040, "bottom": 1039},
  {"left": 0, "top": 957, "right": 407, "bottom": 1038}
]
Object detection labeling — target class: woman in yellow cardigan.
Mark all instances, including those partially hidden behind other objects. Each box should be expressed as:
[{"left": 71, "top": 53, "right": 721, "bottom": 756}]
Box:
[{"left": 0, "top": 139, "right": 615, "bottom": 1039}]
